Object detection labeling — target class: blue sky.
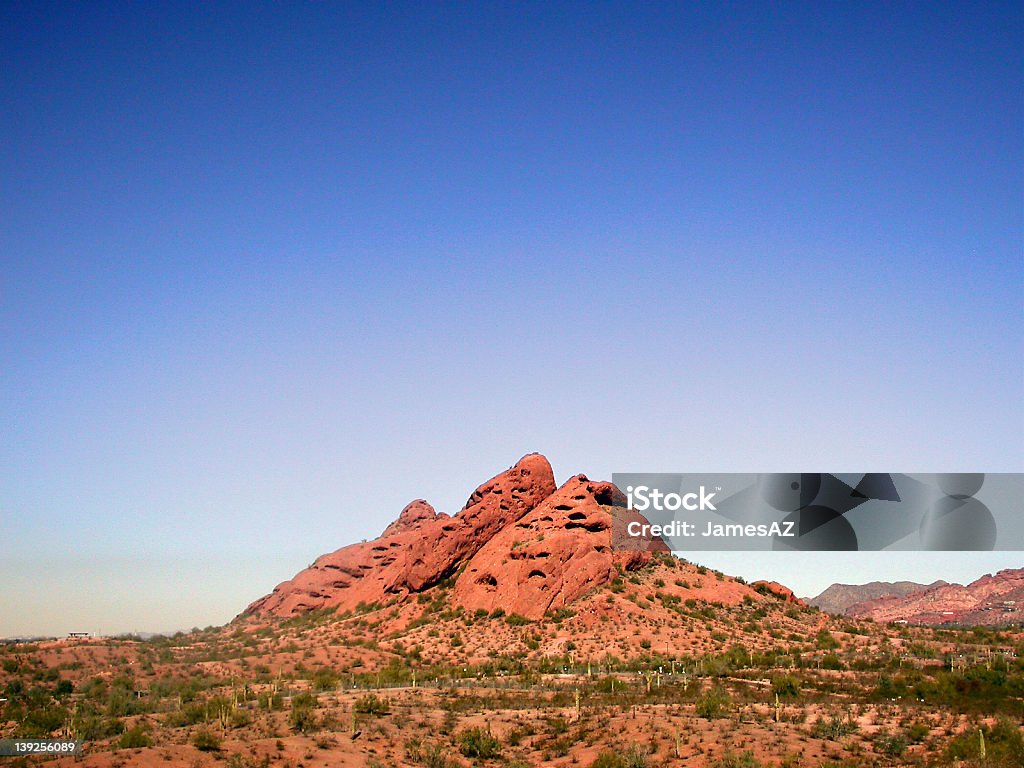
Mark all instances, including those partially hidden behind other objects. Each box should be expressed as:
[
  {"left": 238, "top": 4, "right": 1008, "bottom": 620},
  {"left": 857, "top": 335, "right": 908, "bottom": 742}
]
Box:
[{"left": 1, "top": 2, "right": 1021, "bottom": 636}]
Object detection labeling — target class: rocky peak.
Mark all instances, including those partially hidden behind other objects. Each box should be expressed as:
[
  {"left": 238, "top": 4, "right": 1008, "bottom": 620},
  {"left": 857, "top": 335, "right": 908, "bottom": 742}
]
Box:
[
  {"left": 243, "top": 454, "right": 556, "bottom": 618},
  {"left": 451, "top": 473, "right": 663, "bottom": 620},
  {"left": 381, "top": 500, "right": 443, "bottom": 537}
]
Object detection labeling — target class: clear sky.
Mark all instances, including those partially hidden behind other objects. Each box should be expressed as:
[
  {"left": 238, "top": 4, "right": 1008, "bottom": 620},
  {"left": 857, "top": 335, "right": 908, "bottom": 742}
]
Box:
[{"left": 2, "top": 2, "right": 1021, "bottom": 637}]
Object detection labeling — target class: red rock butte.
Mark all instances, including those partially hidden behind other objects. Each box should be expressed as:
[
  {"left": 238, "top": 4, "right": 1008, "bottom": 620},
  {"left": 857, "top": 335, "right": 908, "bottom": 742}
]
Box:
[{"left": 244, "top": 454, "right": 667, "bottom": 621}]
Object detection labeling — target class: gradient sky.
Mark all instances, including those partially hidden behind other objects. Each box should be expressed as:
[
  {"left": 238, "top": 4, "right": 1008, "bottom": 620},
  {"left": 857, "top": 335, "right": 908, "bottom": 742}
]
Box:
[{"left": 2, "top": 2, "right": 1021, "bottom": 637}]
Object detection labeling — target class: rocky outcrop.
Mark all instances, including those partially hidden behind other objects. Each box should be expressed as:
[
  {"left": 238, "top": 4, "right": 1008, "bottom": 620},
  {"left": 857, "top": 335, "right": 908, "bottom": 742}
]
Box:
[
  {"left": 243, "top": 454, "right": 556, "bottom": 617},
  {"left": 452, "top": 474, "right": 667, "bottom": 620},
  {"left": 381, "top": 500, "right": 445, "bottom": 537},
  {"left": 752, "top": 580, "right": 802, "bottom": 605}
]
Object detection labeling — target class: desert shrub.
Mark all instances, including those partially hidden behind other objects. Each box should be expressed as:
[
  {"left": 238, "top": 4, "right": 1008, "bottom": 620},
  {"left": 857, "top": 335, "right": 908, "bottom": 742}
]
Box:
[
  {"left": 419, "top": 743, "right": 457, "bottom": 768},
  {"left": 311, "top": 668, "right": 338, "bottom": 691},
  {"left": 545, "top": 736, "right": 572, "bottom": 759},
  {"left": 119, "top": 725, "right": 152, "bottom": 748},
  {"left": 624, "top": 745, "right": 650, "bottom": 768},
  {"left": 945, "top": 718, "right": 1024, "bottom": 764},
  {"left": 165, "top": 701, "right": 207, "bottom": 727},
  {"left": 354, "top": 693, "right": 389, "bottom": 716},
  {"left": 230, "top": 708, "right": 252, "bottom": 728},
  {"left": 711, "top": 752, "right": 763, "bottom": 768},
  {"left": 592, "top": 746, "right": 648, "bottom": 768},
  {"left": 192, "top": 728, "right": 221, "bottom": 751},
  {"left": 289, "top": 692, "right": 318, "bottom": 733},
  {"left": 816, "top": 630, "right": 839, "bottom": 649},
  {"left": 873, "top": 730, "right": 907, "bottom": 756},
  {"left": 905, "top": 721, "right": 929, "bottom": 743},
  {"left": 591, "top": 752, "right": 625, "bottom": 768},
  {"left": 458, "top": 726, "right": 501, "bottom": 758},
  {"left": 820, "top": 653, "right": 844, "bottom": 670},
  {"left": 545, "top": 716, "right": 569, "bottom": 736},
  {"left": 695, "top": 686, "right": 732, "bottom": 719},
  {"left": 73, "top": 712, "right": 124, "bottom": 740},
  {"left": 811, "top": 715, "right": 858, "bottom": 741},
  {"left": 771, "top": 674, "right": 800, "bottom": 698},
  {"left": 258, "top": 691, "right": 282, "bottom": 711},
  {"left": 505, "top": 614, "right": 531, "bottom": 626}
]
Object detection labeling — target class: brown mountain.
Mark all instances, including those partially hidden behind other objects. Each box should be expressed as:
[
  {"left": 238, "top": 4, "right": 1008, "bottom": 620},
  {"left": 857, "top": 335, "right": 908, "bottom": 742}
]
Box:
[
  {"left": 809, "top": 580, "right": 947, "bottom": 616},
  {"left": 845, "top": 568, "right": 1024, "bottom": 625},
  {"left": 806, "top": 569, "right": 1024, "bottom": 626},
  {"left": 243, "top": 454, "right": 666, "bottom": 620}
]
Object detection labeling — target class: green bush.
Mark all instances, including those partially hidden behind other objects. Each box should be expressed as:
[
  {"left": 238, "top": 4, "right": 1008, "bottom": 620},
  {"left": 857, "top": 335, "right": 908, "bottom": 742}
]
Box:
[
  {"left": 591, "top": 752, "right": 625, "bottom": 768},
  {"left": 905, "top": 721, "right": 929, "bottom": 743},
  {"left": 15, "top": 703, "right": 67, "bottom": 738},
  {"left": 820, "top": 653, "right": 844, "bottom": 670},
  {"left": 458, "top": 726, "right": 501, "bottom": 758},
  {"left": 945, "top": 718, "right": 1024, "bottom": 764},
  {"left": 695, "top": 686, "right": 732, "bottom": 719},
  {"left": 811, "top": 715, "right": 858, "bottom": 741},
  {"left": 289, "top": 692, "right": 318, "bottom": 733},
  {"left": 311, "top": 668, "right": 338, "bottom": 691},
  {"left": 873, "top": 730, "right": 908, "bottom": 757},
  {"left": 354, "top": 693, "right": 389, "bottom": 716},
  {"left": 72, "top": 712, "right": 124, "bottom": 740},
  {"left": 711, "top": 752, "right": 763, "bottom": 768},
  {"left": 119, "top": 725, "right": 152, "bottom": 749},
  {"left": 192, "top": 728, "right": 221, "bottom": 751},
  {"left": 770, "top": 674, "right": 800, "bottom": 698}
]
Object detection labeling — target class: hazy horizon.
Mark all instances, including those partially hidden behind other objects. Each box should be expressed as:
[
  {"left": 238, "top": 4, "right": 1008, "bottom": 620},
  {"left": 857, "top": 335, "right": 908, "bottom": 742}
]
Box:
[
  {"left": 3, "top": 547, "right": 1021, "bottom": 638},
  {"left": 2, "top": 3, "right": 1021, "bottom": 638}
]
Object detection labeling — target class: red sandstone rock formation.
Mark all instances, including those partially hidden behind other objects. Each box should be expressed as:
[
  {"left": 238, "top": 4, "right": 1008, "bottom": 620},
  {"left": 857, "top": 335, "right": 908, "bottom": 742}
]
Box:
[
  {"left": 752, "top": 580, "right": 803, "bottom": 605},
  {"left": 452, "top": 474, "right": 667, "bottom": 620},
  {"left": 244, "top": 454, "right": 556, "bottom": 617}
]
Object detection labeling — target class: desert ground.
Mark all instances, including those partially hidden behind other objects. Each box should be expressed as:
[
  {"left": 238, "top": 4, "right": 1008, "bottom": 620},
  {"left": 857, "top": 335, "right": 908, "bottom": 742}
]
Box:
[{"left": 2, "top": 553, "right": 1023, "bottom": 768}]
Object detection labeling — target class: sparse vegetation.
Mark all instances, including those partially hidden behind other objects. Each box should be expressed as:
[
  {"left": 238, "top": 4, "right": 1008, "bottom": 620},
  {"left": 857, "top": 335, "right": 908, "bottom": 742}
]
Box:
[{"left": 1, "top": 556, "right": 1020, "bottom": 767}]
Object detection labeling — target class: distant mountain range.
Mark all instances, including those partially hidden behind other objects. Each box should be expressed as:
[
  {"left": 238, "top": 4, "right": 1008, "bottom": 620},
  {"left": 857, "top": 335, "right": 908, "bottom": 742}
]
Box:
[
  {"left": 809, "top": 569, "right": 1024, "bottom": 626},
  {"left": 809, "top": 580, "right": 948, "bottom": 615}
]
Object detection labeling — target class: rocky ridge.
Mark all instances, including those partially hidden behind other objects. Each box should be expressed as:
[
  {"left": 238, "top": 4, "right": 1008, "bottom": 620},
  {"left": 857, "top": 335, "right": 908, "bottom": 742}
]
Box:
[
  {"left": 813, "top": 570, "right": 1024, "bottom": 626},
  {"left": 808, "top": 580, "right": 947, "bottom": 616},
  {"left": 244, "top": 454, "right": 667, "bottom": 620}
]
